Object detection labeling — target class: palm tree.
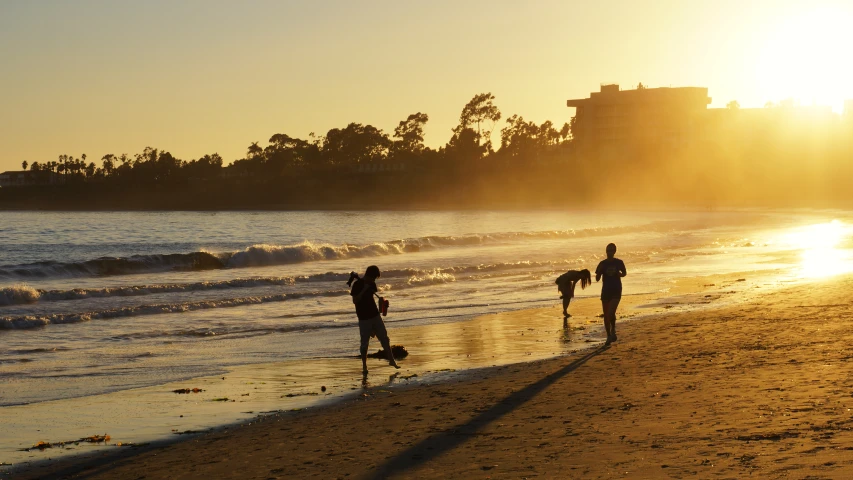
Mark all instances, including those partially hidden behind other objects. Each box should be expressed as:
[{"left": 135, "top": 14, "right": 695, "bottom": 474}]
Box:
[
  {"left": 101, "top": 154, "right": 115, "bottom": 177},
  {"left": 59, "top": 155, "right": 68, "bottom": 182},
  {"left": 247, "top": 142, "right": 263, "bottom": 160}
]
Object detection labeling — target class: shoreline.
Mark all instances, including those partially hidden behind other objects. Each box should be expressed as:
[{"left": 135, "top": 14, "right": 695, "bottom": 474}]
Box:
[
  {"left": 15, "top": 272, "right": 853, "bottom": 479},
  {"left": 5, "top": 204, "right": 853, "bottom": 214},
  {"left": 4, "top": 269, "right": 812, "bottom": 478}
]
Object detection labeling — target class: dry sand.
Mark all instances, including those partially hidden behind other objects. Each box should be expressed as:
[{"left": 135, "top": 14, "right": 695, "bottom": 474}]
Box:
[{"left": 14, "top": 274, "right": 853, "bottom": 479}]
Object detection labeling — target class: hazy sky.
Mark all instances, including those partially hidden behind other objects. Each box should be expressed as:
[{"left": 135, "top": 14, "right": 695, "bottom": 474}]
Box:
[{"left": 1, "top": 0, "right": 852, "bottom": 171}]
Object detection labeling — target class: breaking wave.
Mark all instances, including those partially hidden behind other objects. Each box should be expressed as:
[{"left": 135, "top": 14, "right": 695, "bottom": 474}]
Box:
[
  {"left": 0, "top": 291, "right": 340, "bottom": 330},
  {"left": 35, "top": 277, "right": 297, "bottom": 302},
  {"left": 225, "top": 242, "right": 412, "bottom": 268},
  {"left": 5, "top": 258, "right": 608, "bottom": 307},
  {"left": 21, "top": 261, "right": 580, "bottom": 304},
  {"left": 407, "top": 270, "right": 457, "bottom": 285},
  {"left": 0, "top": 285, "right": 41, "bottom": 306},
  {"left": 0, "top": 222, "right": 674, "bottom": 281},
  {"left": 0, "top": 252, "right": 225, "bottom": 279}
]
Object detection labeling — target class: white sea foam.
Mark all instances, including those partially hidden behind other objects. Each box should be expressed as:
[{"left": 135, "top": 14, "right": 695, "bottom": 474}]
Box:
[
  {"left": 0, "top": 285, "right": 40, "bottom": 306},
  {"left": 0, "top": 291, "right": 342, "bottom": 330},
  {"left": 37, "top": 277, "right": 297, "bottom": 302},
  {"left": 407, "top": 270, "right": 457, "bottom": 286},
  {"left": 225, "top": 241, "right": 408, "bottom": 268},
  {"left": 0, "top": 222, "right": 677, "bottom": 280}
]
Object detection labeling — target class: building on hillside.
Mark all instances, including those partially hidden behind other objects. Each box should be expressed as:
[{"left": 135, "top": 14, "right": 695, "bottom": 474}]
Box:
[
  {"left": 567, "top": 83, "right": 712, "bottom": 154},
  {"left": 0, "top": 170, "right": 61, "bottom": 187}
]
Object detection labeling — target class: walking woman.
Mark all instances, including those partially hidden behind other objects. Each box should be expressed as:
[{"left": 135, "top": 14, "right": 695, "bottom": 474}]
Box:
[{"left": 595, "top": 243, "right": 626, "bottom": 345}]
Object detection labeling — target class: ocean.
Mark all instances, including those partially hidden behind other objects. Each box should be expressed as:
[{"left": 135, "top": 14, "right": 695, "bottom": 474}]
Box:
[{"left": 1, "top": 209, "right": 852, "bottom": 462}]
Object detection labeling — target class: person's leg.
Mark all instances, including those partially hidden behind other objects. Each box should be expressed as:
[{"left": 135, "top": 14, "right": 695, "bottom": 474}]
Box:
[
  {"left": 601, "top": 299, "right": 612, "bottom": 343},
  {"left": 607, "top": 297, "right": 621, "bottom": 341},
  {"left": 358, "top": 320, "right": 371, "bottom": 374},
  {"left": 562, "top": 296, "right": 570, "bottom": 317},
  {"left": 373, "top": 317, "right": 400, "bottom": 369}
]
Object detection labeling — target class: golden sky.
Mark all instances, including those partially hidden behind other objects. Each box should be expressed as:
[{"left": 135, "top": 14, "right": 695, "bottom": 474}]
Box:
[{"left": 1, "top": 0, "right": 852, "bottom": 171}]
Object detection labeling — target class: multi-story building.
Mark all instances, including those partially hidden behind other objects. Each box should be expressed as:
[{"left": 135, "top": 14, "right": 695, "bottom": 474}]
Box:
[{"left": 567, "top": 84, "right": 712, "bottom": 154}]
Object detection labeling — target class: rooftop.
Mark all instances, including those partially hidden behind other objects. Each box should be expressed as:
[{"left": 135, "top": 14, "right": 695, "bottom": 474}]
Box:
[{"left": 567, "top": 84, "right": 712, "bottom": 108}]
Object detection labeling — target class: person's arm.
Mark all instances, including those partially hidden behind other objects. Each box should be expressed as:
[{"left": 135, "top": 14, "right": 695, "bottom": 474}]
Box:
[
  {"left": 595, "top": 264, "right": 602, "bottom": 282},
  {"left": 555, "top": 273, "right": 567, "bottom": 288},
  {"left": 354, "top": 282, "right": 375, "bottom": 302},
  {"left": 619, "top": 261, "right": 627, "bottom": 278}
]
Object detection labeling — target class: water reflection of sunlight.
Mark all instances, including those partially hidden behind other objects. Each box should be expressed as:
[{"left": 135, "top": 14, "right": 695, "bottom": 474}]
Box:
[{"left": 783, "top": 220, "right": 853, "bottom": 278}]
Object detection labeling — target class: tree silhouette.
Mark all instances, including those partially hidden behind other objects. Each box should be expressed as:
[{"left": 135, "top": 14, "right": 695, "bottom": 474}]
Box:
[
  {"left": 322, "top": 123, "right": 391, "bottom": 166},
  {"left": 559, "top": 122, "right": 571, "bottom": 141},
  {"left": 185, "top": 153, "right": 223, "bottom": 179},
  {"left": 101, "top": 154, "right": 116, "bottom": 177},
  {"left": 569, "top": 116, "right": 579, "bottom": 140},
  {"left": 21, "top": 160, "right": 28, "bottom": 171},
  {"left": 247, "top": 142, "right": 263, "bottom": 160},
  {"left": 500, "top": 115, "right": 548, "bottom": 162},
  {"left": 445, "top": 126, "right": 485, "bottom": 171},
  {"left": 393, "top": 113, "right": 429, "bottom": 154},
  {"left": 456, "top": 93, "right": 502, "bottom": 150},
  {"left": 265, "top": 133, "right": 319, "bottom": 171}
]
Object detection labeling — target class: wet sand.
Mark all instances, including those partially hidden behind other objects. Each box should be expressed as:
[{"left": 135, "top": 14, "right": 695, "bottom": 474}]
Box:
[
  {"left": 2, "top": 271, "right": 766, "bottom": 470},
  {"left": 10, "top": 272, "right": 853, "bottom": 478}
]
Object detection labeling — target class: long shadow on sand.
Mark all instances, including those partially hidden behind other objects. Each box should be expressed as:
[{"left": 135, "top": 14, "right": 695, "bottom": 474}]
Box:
[
  {"left": 20, "top": 346, "right": 606, "bottom": 480},
  {"left": 369, "top": 345, "right": 608, "bottom": 479}
]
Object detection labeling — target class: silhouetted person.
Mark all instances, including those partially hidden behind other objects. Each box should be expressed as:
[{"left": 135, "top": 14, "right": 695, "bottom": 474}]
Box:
[
  {"left": 555, "top": 269, "right": 591, "bottom": 317},
  {"left": 350, "top": 265, "right": 400, "bottom": 374},
  {"left": 595, "top": 243, "right": 626, "bottom": 345}
]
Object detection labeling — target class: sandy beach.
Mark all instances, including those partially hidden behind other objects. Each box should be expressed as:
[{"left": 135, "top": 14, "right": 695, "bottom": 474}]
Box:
[
  {"left": 9, "top": 272, "right": 853, "bottom": 479},
  {"left": 5, "top": 0, "right": 853, "bottom": 477}
]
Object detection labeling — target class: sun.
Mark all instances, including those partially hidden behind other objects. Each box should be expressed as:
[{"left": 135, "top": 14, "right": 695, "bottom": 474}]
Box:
[{"left": 754, "top": 6, "right": 853, "bottom": 113}]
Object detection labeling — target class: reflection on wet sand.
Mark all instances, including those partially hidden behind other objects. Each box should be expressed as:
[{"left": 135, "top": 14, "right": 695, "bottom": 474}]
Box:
[
  {"left": 781, "top": 220, "right": 853, "bottom": 278},
  {"left": 1, "top": 264, "right": 828, "bottom": 466},
  {"left": 0, "top": 301, "right": 598, "bottom": 465}
]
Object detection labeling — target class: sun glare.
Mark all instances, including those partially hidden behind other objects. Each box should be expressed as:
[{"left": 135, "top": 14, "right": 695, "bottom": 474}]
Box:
[
  {"left": 755, "top": 7, "right": 853, "bottom": 113},
  {"left": 783, "top": 220, "right": 853, "bottom": 278}
]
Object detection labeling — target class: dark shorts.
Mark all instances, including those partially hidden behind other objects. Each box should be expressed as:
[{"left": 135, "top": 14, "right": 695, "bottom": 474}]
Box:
[
  {"left": 359, "top": 315, "right": 389, "bottom": 347},
  {"left": 601, "top": 289, "right": 622, "bottom": 302}
]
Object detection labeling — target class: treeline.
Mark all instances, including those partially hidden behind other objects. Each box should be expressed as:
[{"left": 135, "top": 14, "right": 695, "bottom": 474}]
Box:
[
  {"left": 26, "top": 151, "right": 224, "bottom": 184},
  {"left": 8, "top": 91, "right": 853, "bottom": 210},
  {"left": 20, "top": 93, "right": 571, "bottom": 187}
]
